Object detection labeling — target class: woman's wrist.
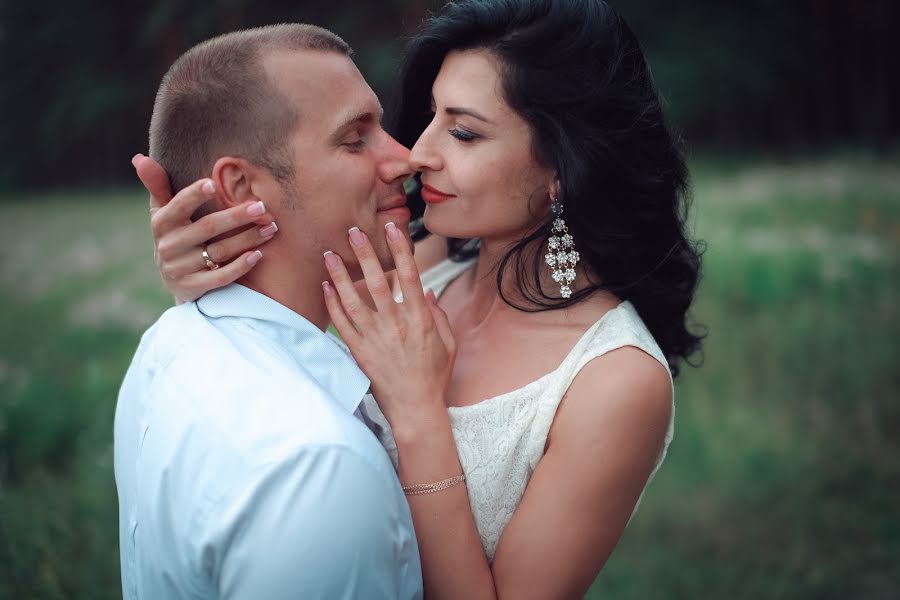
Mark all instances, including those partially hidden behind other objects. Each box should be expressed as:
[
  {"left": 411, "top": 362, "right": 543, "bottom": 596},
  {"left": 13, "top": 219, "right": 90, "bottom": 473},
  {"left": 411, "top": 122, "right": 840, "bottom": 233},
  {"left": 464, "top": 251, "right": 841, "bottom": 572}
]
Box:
[
  {"left": 390, "top": 401, "right": 452, "bottom": 450},
  {"left": 376, "top": 386, "right": 446, "bottom": 433},
  {"left": 393, "top": 410, "right": 463, "bottom": 487}
]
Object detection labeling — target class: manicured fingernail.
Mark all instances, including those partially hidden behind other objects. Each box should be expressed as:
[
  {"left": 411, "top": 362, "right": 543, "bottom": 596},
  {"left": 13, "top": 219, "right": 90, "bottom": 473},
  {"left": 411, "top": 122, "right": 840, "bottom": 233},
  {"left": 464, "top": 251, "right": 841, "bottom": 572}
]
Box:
[
  {"left": 202, "top": 179, "right": 216, "bottom": 194},
  {"left": 246, "top": 200, "right": 265, "bottom": 216},
  {"left": 348, "top": 226, "right": 366, "bottom": 248},
  {"left": 247, "top": 250, "right": 263, "bottom": 266},
  {"left": 385, "top": 221, "right": 401, "bottom": 242},
  {"left": 131, "top": 154, "right": 143, "bottom": 167},
  {"left": 322, "top": 281, "right": 332, "bottom": 294},
  {"left": 259, "top": 222, "right": 278, "bottom": 237},
  {"left": 323, "top": 251, "right": 339, "bottom": 268}
]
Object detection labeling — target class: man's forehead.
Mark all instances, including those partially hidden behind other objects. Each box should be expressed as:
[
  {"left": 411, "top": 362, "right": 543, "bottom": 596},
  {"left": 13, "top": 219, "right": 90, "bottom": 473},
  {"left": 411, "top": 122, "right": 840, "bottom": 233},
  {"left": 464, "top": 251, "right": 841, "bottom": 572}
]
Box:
[{"left": 263, "top": 49, "right": 380, "bottom": 131}]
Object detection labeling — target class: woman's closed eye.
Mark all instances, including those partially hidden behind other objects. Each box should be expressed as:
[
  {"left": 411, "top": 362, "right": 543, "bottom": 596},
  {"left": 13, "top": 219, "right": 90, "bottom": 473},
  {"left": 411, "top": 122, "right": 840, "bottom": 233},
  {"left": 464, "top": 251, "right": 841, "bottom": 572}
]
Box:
[{"left": 449, "top": 127, "right": 479, "bottom": 142}]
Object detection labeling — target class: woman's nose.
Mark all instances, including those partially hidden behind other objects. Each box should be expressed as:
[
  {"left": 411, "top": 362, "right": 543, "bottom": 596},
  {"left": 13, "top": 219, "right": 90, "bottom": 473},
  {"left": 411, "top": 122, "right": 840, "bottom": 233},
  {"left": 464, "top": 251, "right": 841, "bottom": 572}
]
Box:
[{"left": 408, "top": 121, "right": 443, "bottom": 173}]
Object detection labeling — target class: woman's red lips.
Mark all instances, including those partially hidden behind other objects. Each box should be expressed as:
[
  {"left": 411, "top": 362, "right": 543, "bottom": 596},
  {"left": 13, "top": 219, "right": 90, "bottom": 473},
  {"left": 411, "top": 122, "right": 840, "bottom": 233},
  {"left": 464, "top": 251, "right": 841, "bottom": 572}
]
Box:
[{"left": 421, "top": 183, "right": 456, "bottom": 204}]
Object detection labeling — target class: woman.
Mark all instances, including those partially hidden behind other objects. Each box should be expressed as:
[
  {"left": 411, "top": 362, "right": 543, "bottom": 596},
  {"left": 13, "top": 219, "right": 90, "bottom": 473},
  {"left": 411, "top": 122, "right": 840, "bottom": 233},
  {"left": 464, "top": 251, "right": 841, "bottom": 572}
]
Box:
[{"left": 139, "top": 1, "right": 703, "bottom": 596}]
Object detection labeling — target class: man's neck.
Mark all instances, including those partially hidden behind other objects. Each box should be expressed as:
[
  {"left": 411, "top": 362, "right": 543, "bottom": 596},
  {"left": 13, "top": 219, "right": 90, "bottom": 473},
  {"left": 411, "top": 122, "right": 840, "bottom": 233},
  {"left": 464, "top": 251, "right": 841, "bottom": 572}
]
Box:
[{"left": 236, "top": 253, "right": 331, "bottom": 331}]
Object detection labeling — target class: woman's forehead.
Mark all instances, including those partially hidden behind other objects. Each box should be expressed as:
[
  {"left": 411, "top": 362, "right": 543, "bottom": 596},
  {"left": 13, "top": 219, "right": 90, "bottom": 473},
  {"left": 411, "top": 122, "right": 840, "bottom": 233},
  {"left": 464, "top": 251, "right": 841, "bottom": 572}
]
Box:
[{"left": 432, "top": 50, "right": 511, "bottom": 118}]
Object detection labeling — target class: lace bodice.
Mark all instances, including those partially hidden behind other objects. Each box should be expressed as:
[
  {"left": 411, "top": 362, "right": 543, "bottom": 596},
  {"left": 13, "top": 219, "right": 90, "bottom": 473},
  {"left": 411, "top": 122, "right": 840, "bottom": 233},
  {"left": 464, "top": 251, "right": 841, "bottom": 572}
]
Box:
[{"left": 359, "top": 258, "right": 674, "bottom": 562}]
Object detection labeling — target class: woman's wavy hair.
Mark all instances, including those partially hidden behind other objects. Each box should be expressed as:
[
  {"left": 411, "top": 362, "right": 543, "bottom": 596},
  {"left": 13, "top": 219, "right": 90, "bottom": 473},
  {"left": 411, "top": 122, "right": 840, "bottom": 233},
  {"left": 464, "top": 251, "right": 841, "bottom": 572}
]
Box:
[{"left": 387, "top": 0, "right": 705, "bottom": 376}]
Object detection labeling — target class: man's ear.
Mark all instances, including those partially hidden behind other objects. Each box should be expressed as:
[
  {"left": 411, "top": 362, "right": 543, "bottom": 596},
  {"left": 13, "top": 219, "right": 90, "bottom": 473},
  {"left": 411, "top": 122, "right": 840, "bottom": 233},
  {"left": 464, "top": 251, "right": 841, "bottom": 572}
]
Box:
[{"left": 211, "top": 157, "right": 259, "bottom": 209}]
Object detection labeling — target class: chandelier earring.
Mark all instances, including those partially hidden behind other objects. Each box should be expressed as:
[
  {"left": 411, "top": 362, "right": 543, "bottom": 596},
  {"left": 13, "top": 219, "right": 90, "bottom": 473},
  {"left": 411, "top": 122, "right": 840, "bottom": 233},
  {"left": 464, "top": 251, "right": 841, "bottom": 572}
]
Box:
[{"left": 544, "top": 197, "right": 580, "bottom": 299}]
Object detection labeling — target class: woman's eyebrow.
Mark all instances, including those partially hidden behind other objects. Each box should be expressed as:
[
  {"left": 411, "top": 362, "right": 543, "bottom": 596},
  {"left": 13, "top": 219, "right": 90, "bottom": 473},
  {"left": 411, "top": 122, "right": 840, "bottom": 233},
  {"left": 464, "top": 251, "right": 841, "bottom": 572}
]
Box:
[
  {"left": 445, "top": 106, "right": 490, "bottom": 123},
  {"left": 430, "top": 94, "right": 491, "bottom": 123}
]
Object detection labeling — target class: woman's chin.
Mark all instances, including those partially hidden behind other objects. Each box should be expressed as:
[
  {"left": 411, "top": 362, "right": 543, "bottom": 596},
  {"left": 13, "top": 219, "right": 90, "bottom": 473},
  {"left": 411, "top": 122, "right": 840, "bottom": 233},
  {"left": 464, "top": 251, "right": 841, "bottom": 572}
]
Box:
[{"left": 422, "top": 208, "right": 471, "bottom": 239}]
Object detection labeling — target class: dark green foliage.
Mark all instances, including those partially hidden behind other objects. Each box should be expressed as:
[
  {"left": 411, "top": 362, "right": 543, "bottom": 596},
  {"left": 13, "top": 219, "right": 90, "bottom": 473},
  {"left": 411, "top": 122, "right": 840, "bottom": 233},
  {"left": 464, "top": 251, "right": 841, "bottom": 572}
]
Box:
[
  {"left": 1, "top": 1, "right": 899, "bottom": 190},
  {"left": 614, "top": 0, "right": 900, "bottom": 149}
]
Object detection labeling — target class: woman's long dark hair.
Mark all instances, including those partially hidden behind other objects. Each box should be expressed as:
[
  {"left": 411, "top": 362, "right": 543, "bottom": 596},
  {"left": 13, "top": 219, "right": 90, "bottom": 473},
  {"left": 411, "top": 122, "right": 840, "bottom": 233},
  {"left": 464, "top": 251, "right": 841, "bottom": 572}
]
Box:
[{"left": 387, "top": 0, "right": 704, "bottom": 376}]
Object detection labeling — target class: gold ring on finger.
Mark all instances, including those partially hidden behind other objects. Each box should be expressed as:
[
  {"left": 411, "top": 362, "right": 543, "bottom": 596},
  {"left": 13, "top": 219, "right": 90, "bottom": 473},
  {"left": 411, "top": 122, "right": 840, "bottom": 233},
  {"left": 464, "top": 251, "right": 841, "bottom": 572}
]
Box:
[{"left": 202, "top": 246, "right": 220, "bottom": 271}]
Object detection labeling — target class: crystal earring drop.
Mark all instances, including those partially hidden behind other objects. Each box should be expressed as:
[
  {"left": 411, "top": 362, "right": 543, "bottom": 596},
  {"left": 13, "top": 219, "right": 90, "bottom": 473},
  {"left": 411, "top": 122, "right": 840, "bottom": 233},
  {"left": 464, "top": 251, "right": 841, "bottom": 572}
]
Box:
[{"left": 544, "top": 199, "right": 580, "bottom": 299}]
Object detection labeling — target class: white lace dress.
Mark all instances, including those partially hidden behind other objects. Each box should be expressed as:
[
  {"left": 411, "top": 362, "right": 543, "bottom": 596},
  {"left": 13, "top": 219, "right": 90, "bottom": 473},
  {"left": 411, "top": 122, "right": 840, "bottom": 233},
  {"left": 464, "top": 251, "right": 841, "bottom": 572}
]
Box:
[{"left": 359, "top": 258, "right": 675, "bottom": 562}]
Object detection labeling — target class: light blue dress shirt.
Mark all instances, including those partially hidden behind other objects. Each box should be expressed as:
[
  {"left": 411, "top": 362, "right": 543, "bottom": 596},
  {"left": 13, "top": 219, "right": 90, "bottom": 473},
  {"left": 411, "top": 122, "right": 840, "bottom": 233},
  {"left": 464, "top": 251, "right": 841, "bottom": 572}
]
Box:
[{"left": 114, "top": 284, "right": 422, "bottom": 599}]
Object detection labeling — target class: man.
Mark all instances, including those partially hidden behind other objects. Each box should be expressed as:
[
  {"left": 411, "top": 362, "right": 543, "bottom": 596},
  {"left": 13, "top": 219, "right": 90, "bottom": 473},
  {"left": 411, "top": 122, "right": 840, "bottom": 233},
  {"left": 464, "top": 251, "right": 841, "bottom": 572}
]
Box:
[{"left": 114, "top": 24, "right": 422, "bottom": 599}]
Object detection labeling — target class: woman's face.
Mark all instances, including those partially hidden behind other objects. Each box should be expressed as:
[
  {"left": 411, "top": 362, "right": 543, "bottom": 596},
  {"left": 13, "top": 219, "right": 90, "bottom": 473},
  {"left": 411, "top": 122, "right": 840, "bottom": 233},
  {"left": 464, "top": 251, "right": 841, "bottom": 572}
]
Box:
[{"left": 409, "top": 49, "right": 554, "bottom": 242}]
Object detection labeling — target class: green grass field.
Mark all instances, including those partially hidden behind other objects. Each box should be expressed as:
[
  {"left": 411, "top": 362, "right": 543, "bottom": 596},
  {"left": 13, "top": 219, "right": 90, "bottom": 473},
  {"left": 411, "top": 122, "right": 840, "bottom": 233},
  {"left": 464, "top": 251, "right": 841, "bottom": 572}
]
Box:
[{"left": 1, "top": 158, "right": 898, "bottom": 598}]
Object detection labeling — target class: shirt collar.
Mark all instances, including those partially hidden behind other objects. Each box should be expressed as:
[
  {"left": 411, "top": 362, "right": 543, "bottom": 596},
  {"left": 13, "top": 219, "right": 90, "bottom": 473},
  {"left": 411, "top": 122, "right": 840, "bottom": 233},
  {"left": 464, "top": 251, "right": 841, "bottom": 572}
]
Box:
[{"left": 195, "top": 284, "right": 370, "bottom": 413}]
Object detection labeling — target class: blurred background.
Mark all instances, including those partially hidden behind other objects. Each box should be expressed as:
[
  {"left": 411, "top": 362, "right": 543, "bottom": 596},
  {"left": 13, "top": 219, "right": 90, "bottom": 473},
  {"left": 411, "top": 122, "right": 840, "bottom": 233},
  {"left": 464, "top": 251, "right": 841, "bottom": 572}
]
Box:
[{"left": 1, "top": 0, "right": 897, "bottom": 598}]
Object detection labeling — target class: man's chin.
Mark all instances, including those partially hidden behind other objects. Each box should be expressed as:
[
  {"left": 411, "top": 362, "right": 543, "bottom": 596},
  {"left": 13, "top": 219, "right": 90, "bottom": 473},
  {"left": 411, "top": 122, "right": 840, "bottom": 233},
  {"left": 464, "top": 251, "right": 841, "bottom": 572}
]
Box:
[
  {"left": 343, "top": 253, "right": 394, "bottom": 284},
  {"left": 375, "top": 249, "right": 399, "bottom": 274}
]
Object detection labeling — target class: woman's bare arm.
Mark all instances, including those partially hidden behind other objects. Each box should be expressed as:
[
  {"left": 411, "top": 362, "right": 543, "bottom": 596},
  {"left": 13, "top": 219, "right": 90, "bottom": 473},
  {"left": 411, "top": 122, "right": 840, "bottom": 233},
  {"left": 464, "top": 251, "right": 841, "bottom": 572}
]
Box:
[{"left": 490, "top": 347, "right": 672, "bottom": 597}]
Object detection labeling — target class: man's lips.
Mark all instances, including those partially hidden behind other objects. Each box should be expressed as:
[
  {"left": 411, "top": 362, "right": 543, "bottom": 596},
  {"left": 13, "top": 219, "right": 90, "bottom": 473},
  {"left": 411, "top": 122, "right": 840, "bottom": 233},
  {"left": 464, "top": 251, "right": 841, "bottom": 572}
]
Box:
[
  {"left": 377, "top": 195, "right": 411, "bottom": 218},
  {"left": 421, "top": 183, "right": 455, "bottom": 204}
]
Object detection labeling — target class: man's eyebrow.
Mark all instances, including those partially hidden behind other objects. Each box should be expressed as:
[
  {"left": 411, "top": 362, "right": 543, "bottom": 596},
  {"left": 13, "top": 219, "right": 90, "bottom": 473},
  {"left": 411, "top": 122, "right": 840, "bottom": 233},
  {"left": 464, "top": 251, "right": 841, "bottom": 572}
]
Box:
[
  {"left": 331, "top": 105, "right": 385, "bottom": 138},
  {"left": 430, "top": 95, "right": 490, "bottom": 123}
]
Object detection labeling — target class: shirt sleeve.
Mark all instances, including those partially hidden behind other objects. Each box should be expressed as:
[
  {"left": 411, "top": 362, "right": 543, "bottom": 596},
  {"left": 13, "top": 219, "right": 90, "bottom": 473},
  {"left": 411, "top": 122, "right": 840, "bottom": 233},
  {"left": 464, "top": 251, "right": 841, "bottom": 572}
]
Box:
[{"left": 211, "top": 444, "right": 421, "bottom": 600}]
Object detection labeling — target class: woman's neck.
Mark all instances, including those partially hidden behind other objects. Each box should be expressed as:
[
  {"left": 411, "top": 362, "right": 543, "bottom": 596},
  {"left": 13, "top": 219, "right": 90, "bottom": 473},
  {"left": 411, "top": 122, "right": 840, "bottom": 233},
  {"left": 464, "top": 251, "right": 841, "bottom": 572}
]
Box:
[
  {"left": 458, "top": 234, "right": 599, "bottom": 331},
  {"left": 457, "top": 236, "right": 542, "bottom": 330}
]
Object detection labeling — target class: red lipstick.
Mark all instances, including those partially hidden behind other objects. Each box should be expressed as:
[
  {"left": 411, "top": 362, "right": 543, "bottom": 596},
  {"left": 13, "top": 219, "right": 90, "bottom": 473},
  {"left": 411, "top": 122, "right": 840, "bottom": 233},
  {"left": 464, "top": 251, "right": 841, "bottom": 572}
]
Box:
[{"left": 421, "top": 183, "right": 456, "bottom": 204}]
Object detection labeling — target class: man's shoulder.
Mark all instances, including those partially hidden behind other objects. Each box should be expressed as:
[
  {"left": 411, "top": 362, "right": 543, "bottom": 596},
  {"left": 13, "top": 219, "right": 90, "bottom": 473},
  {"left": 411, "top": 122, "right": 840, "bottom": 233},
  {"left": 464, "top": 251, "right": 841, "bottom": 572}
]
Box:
[
  {"left": 125, "top": 300, "right": 392, "bottom": 481},
  {"left": 138, "top": 304, "right": 379, "bottom": 466},
  {"left": 128, "top": 302, "right": 210, "bottom": 367},
  {"left": 151, "top": 301, "right": 214, "bottom": 354}
]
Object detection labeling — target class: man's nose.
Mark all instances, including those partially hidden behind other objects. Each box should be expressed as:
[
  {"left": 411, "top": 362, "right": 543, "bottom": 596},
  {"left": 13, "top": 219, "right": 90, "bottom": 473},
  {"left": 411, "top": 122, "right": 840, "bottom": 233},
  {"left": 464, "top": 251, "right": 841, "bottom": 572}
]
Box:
[{"left": 378, "top": 133, "right": 413, "bottom": 183}]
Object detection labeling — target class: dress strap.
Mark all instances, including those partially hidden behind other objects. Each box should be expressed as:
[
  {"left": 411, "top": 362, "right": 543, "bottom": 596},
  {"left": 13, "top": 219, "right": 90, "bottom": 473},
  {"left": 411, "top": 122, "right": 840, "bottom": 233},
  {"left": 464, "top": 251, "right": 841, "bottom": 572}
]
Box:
[{"left": 524, "top": 302, "right": 674, "bottom": 471}]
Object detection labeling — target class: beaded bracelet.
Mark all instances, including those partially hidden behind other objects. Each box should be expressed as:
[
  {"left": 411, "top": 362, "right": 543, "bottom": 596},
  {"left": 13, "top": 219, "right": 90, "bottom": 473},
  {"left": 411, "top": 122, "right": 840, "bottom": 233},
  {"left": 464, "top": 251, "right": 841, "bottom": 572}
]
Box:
[{"left": 402, "top": 473, "right": 466, "bottom": 496}]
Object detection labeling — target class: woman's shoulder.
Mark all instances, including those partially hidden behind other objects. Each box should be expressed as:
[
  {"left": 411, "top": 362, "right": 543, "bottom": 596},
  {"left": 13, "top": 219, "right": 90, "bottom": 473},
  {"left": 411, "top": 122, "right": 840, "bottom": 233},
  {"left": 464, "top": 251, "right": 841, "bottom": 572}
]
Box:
[
  {"left": 547, "top": 343, "right": 673, "bottom": 456},
  {"left": 544, "top": 300, "right": 673, "bottom": 451},
  {"left": 573, "top": 300, "right": 668, "bottom": 371}
]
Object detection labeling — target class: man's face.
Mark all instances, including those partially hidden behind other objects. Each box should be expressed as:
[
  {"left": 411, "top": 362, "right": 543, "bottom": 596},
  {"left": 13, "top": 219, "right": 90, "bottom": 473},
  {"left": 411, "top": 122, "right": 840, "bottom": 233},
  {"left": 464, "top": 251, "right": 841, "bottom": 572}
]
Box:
[{"left": 263, "top": 50, "right": 412, "bottom": 278}]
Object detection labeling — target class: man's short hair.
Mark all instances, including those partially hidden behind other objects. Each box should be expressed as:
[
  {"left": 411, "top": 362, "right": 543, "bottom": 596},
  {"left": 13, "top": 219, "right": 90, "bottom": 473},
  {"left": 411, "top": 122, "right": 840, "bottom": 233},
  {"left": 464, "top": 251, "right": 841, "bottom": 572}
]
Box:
[{"left": 149, "top": 24, "right": 351, "bottom": 204}]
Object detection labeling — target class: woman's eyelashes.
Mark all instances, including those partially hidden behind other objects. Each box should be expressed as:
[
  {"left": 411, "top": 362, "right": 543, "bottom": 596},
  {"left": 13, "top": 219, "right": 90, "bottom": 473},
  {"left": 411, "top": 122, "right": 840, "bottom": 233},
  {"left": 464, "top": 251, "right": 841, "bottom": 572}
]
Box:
[
  {"left": 449, "top": 127, "right": 479, "bottom": 142},
  {"left": 428, "top": 106, "right": 481, "bottom": 143}
]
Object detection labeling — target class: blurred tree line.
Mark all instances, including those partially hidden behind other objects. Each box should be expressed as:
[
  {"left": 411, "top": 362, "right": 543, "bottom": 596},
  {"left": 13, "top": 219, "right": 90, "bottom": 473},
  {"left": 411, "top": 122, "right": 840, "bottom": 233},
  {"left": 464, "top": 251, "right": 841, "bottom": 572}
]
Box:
[{"left": 1, "top": 0, "right": 897, "bottom": 190}]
